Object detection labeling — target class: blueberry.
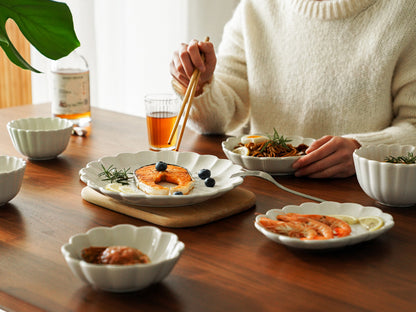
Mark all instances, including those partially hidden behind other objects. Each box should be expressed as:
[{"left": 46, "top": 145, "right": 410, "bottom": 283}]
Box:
[
  {"left": 173, "top": 191, "right": 183, "bottom": 195},
  {"left": 198, "top": 169, "right": 211, "bottom": 180},
  {"left": 204, "top": 177, "right": 215, "bottom": 187},
  {"left": 155, "top": 161, "right": 167, "bottom": 171}
]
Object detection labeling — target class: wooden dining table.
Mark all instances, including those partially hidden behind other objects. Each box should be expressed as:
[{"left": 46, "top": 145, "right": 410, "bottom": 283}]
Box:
[{"left": 0, "top": 103, "right": 415, "bottom": 312}]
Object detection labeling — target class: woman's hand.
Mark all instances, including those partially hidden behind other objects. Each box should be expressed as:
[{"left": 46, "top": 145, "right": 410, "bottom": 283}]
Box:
[
  {"left": 170, "top": 39, "right": 217, "bottom": 96},
  {"left": 292, "top": 136, "right": 361, "bottom": 178}
]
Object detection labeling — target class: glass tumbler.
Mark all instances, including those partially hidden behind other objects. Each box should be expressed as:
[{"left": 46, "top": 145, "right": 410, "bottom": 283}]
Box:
[{"left": 144, "top": 94, "right": 179, "bottom": 151}]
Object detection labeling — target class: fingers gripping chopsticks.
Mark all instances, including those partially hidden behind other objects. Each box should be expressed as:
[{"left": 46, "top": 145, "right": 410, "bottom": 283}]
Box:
[{"left": 168, "top": 37, "right": 210, "bottom": 151}]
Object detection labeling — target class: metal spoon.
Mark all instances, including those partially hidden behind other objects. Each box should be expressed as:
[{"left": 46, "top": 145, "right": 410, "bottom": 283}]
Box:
[{"left": 230, "top": 170, "right": 325, "bottom": 202}]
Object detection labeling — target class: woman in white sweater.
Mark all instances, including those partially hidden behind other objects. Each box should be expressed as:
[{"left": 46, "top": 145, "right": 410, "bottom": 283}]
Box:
[{"left": 170, "top": 0, "right": 416, "bottom": 178}]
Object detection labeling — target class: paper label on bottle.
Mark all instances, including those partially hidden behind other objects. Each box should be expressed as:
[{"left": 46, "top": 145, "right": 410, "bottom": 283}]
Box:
[{"left": 50, "top": 71, "right": 90, "bottom": 115}]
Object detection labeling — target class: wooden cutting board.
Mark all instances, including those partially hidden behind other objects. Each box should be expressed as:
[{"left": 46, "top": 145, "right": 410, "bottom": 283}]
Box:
[{"left": 81, "top": 186, "right": 256, "bottom": 228}]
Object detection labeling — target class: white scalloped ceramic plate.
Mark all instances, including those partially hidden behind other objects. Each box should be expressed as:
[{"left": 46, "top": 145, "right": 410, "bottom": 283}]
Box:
[
  {"left": 79, "top": 151, "right": 244, "bottom": 207},
  {"left": 222, "top": 135, "right": 315, "bottom": 175},
  {"left": 254, "top": 202, "right": 394, "bottom": 250}
]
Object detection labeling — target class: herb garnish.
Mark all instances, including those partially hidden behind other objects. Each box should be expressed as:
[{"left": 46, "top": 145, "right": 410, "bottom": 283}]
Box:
[
  {"left": 260, "top": 128, "right": 292, "bottom": 153},
  {"left": 385, "top": 152, "right": 416, "bottom": 164},
  {"left": 98, "top": 164, "right": 133, "bottom": 185}
]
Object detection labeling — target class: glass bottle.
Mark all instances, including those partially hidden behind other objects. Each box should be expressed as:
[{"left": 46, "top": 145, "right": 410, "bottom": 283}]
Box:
[{"left": 49, "top": 50, "right": 91, "bottom": 136}]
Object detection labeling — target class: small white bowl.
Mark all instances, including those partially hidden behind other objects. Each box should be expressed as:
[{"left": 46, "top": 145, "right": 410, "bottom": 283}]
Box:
[
  {"left": 7, "top": 117, "right": 73, "bottom": 160},
  {"left": 353, "top": 144, "right": 416, "bottom": 207},
  {"left": 222, "top": 135, "right": 315, "bottom": 175},
  {"left": 61, "top": 224, "right": 185, "bottom": 292},
  {"left": 0, "top": 156, "right": 26, "bottom": 206}
]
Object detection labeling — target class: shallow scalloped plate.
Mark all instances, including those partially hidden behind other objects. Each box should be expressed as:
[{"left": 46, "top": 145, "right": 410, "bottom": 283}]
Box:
[
  {"left": 61, "top": 224, "right": 184, "bottom": 292},
  {"left": 79, "top": 151, "right": 244, "bottom": 207},
  {"left": 254, "top": 202, "right": 394, "bottom": 250},
  {"left": 222, "top": 135, "right": 315, "bottom": 175}
]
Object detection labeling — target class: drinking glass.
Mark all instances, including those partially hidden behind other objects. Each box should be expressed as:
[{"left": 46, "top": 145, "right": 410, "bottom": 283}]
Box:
[{"left": 144, "top": 94, "right": 179, "bottom": 151}]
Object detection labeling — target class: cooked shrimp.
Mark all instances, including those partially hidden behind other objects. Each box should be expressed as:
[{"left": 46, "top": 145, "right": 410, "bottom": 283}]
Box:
[
  {"left": 258, "top": 217, "right": 318, "bottom": 240},
  {"left": 287, "top": 213, "right": 351, "bottom": 237},
  {"left": 277, "top": 214, "right": 334, "bottom": 239}
]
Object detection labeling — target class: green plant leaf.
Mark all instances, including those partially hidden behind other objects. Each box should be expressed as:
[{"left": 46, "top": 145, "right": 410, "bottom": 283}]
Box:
[
  {"left": 0, "top": 0, "right": 80, "bottom": 72},
  {"left": 0, "top": 33, "right": 39, "bottom": 72}
]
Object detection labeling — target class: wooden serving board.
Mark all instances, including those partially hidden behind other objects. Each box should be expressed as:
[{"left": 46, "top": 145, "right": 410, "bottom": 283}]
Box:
[{"left": 81, "top": 187, "right": 256, "bottom": 228}]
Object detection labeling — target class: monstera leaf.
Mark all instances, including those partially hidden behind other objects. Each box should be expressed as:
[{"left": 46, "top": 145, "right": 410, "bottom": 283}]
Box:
[{"left": 0, "top": 0, "right": 80, "bottom": 73}]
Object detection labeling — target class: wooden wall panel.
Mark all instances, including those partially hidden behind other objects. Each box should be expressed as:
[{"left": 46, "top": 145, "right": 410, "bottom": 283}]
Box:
[{"left": 0, "top": 19, "right": 32, "bottom": 108}]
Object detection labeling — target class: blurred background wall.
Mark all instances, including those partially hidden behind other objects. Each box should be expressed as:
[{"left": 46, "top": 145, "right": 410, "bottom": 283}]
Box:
[{"left": 30, "top": 0, "right": 239, "bottom": 117}]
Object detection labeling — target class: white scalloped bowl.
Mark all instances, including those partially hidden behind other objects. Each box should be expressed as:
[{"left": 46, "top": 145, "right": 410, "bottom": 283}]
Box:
[
  {"left": 353, "top": 144, "right": 416, "bottom": 207},
  {"left": 0, "top": 156, "right": 26, "bottom": 206},
  {"left": 79, "top": 150, "right": 244, "bottom": 207},
  {"left": 61, "top": 224, "right": 184, "bottom": 292},
  {"left": 222, "top": 135, "right": 315, "bottom": 175},
  {"left": 7, "top": 117, "right": 73, "bottom": 160}
]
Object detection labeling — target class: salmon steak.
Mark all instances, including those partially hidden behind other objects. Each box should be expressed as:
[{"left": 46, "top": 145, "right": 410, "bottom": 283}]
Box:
[{"left": 134, "top": 164, "right": 195, "bottom": 195}]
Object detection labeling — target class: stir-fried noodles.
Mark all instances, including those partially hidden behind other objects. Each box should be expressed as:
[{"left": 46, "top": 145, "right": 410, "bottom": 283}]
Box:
[
  {"left": 236, "top": 141, "right": 308, "bottom": 157},
  {"left": 233, "top": 129, "right": 309, "bottom": 158}
]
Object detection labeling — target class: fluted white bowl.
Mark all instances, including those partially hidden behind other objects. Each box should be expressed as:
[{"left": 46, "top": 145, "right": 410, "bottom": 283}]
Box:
[
  {"left": 0, "top": 156, "right": 26, "bottom": 206},
  {"left": 353, "top": 144, "right": 416, "bottom": 207},
  {"left": 222, "top": 135, "right": 315, "bottom": 175},
  {"left": 61, "top": 224, "right": 184, "bottom": 292},
  {"left": 7, "top": 117, "right": 73, "bottom": 160}
]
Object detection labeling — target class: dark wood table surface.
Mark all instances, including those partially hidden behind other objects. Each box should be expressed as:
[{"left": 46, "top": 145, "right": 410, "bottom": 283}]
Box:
[{"left": 0, "top": 104, "right": 415, "bottom": 312}]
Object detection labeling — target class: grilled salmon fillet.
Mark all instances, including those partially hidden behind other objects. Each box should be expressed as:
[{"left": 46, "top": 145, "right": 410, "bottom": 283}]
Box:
[{"left": 134, "top": 164, "right": 194, "bottom": 195}]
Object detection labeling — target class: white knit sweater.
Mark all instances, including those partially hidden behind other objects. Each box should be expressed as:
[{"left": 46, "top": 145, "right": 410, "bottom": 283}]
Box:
[{"left": 187, "top": 0, "right": 416, "bottom": 146}]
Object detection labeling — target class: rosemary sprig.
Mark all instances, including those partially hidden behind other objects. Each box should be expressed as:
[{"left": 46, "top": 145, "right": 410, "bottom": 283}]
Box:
[
  {"left": 385, "top": 152, "right": 416, "bottom": 164},
  {"left": 98, "top": 164, "right": 133, "bottom": 185},
  {"left": 260, "top": 128, "right": 292, "bottom": 153}
]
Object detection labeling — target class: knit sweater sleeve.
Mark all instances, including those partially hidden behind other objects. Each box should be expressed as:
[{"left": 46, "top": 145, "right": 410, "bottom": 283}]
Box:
[
  {"left": 343, "top": 34, "right": 416, "bottom": 146},
  {"left": 187, "top": 1, "right": 250, "bottom": 135}
]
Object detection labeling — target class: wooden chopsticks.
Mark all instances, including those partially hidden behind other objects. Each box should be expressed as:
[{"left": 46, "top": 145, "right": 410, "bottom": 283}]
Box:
[{"left": 169, "top": 37, "right": 210, "bottom": 151}]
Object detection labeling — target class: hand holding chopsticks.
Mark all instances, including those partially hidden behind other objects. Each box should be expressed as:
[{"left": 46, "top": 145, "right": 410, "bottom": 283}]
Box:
[{"left": 169, "top": 37, "right": 210, "bottom": 151}]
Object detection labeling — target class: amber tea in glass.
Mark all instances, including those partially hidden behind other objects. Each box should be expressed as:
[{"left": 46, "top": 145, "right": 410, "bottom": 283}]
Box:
[{"left": 144, "top": 94, "right": 179, "bottom": 151}]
